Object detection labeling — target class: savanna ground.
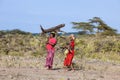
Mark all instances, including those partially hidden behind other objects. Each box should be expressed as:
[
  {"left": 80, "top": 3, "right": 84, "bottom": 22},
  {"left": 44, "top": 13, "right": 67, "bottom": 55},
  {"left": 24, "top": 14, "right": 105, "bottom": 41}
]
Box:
[
  {"left": 0, "top": 54, "right": 120, "bottom": 80},
  {"left": 0, "top": 32, "right": 120, "bottom": 80}
]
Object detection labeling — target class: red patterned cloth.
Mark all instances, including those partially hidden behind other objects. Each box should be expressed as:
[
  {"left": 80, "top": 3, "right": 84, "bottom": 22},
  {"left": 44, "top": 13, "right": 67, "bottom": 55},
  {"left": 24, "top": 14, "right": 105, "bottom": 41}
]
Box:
[
  {"left": 64, "top": 39, "right": 75, "bottom": 66},
  {"left": 45, "top": 37, "right": 57, "bottom": 69}
]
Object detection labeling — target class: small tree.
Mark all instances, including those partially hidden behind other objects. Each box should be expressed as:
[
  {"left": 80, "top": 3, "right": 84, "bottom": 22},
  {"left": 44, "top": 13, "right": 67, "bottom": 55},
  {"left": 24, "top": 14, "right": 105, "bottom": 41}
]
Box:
[
  {"left": 72, "top": 22, "right": 95, "bottom": 34},
  {"left": 72, "top": 17, "right": 117, "bottom": 36},
  {"left": 89, "top": 17, "right": 117, "bottom": 36}
]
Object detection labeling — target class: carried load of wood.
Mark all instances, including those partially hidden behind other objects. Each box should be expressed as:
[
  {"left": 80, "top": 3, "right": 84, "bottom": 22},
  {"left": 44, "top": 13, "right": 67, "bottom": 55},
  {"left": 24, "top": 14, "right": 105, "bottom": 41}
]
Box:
[{"left": 40, "top": 24, "right": 65, "bottom": 34}]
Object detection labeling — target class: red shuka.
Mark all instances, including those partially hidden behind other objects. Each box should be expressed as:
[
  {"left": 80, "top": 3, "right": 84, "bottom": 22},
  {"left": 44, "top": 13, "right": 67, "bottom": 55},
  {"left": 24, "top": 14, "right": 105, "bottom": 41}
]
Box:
[{"left": 64, "top": 39, "right": 75, "bottom": 66}]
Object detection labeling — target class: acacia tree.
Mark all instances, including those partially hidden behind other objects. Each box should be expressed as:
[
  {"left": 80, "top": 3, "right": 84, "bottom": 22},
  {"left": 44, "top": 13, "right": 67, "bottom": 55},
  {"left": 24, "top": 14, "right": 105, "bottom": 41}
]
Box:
[
  {"left": 89, "top": 17, "right": 117, "bottom": 35},
  {"left": 72, "top": 22, "right": 95, "bottom": 34},
  {"left": 72, "top": 17, "right": 117, "bottom": 36}
]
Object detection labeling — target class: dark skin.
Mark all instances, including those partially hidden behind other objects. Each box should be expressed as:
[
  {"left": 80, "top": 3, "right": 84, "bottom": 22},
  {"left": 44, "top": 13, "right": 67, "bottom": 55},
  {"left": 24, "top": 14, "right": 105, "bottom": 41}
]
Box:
[{"left": 46, "top": 33, "right": 56, "bottom": 46}]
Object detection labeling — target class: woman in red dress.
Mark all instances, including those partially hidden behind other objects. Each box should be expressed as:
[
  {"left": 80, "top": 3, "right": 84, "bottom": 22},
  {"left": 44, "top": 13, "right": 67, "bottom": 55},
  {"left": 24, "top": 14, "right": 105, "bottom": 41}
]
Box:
[
  {"left": 45, "top": 32, "right": 57, "bottom": 70},
  {"left": 64, "top": 34, "right": 75, "bottom": 70}
]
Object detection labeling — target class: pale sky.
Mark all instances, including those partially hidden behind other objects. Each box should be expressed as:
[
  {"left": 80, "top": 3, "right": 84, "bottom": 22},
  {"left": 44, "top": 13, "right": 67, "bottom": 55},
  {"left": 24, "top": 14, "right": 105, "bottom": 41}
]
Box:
[{"left": 0, "top": 0, "right": 120, "bottom": 33}]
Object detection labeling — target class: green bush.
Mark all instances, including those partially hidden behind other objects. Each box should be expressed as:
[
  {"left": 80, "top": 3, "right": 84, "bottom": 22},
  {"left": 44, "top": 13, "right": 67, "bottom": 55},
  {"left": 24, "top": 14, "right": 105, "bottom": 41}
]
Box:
[
  {"left": 0, "top": 31, "right": 120, "bottom": 62},
  {"left": 74, "top": 35, "right": 120, "bottom": 62}
]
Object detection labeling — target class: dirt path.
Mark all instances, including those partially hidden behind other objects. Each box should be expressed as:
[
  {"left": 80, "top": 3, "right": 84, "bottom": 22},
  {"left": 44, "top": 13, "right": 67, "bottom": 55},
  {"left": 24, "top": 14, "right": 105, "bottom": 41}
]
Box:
[
  {"left": 0, "top": 66, "right": 120, "bottom": 80},
  {"left": 0, "top": 56, "right": 120, "bottom": 80}
]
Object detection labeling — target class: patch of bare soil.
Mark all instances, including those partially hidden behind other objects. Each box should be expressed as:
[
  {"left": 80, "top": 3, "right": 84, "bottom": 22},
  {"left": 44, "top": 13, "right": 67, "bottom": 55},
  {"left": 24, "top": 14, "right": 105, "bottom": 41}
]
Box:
[{"left": 0, "top": 56, "right": 120, "bottom": 80}]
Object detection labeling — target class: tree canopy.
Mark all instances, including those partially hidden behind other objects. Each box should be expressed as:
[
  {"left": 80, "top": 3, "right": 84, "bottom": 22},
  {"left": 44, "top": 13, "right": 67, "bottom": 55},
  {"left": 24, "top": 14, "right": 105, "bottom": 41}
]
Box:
[{"left": 72, "top": 17, "right": 117, "bottom": 36}]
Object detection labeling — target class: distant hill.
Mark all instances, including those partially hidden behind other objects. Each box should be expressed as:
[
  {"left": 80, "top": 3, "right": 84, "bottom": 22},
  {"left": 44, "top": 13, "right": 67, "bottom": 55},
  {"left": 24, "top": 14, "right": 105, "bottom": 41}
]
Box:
[
  {"left": 0, "top": 29, "right": 31, "bottom": 35},
  {"left": 33, "top": 32, "right": 79, "bottom": 36},
  {"left": 0, "top": 29, "right": 89, "bottom": 36}
]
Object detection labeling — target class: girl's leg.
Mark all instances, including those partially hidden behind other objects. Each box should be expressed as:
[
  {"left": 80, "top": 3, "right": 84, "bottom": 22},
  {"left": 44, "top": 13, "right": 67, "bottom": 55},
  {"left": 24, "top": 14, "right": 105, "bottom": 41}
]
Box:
[{"left": 70, "top": 63, "right": 74, "bottom": 71}]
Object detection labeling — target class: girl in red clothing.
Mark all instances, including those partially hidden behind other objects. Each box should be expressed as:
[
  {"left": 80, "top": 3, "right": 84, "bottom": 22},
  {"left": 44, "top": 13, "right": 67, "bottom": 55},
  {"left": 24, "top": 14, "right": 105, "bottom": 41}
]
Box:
[{"left": 64, "top": 34, "right": 75, "bottom": 71}]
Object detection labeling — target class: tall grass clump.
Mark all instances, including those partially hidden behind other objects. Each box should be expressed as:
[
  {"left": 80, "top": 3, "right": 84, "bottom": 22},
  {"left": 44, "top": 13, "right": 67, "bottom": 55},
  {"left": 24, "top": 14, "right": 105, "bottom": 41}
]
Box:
[
  {"left": 0, "top": 30, "right": 46, "bottom": 57},
  {"left": 75, "top": 35, "right": 120, "bottom": 63}
]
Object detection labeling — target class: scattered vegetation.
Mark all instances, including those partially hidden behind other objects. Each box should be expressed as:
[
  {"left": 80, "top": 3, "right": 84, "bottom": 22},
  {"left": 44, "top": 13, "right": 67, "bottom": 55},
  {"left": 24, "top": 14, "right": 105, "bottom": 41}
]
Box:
[
  {"left": 75, "top": 35, "right": 120, "bottom": 63},
  {"left": 0, "top": 17, "right": 120, "bottom": 80},
  {"left": 0, "top": 17, "right": 120, "bottom": 65},
  {"left": 0, "top": 28, "right": 120, "bottom": 63}
]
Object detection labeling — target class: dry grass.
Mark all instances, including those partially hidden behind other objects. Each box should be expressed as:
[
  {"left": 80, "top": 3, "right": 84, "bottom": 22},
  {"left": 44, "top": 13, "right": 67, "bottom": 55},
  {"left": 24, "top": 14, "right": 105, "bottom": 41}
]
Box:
[{"left": 0, "top": 33, "right": 120, "bottom": 80}]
